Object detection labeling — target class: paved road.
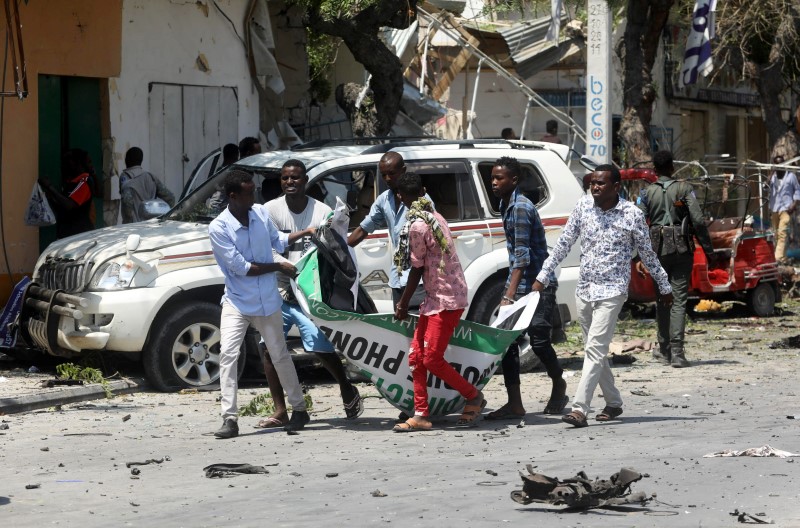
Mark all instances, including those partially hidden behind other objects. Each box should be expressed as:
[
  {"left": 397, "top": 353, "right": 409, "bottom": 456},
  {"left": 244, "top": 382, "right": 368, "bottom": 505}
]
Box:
[{"left": 1, "top": 306, "right": 800, "bottom": 527}]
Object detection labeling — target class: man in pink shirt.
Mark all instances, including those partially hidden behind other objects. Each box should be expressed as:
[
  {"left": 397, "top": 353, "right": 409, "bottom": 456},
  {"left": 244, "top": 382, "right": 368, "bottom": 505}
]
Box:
[{"left": 391, "top": 172, "right": 486, "bottom": 432}]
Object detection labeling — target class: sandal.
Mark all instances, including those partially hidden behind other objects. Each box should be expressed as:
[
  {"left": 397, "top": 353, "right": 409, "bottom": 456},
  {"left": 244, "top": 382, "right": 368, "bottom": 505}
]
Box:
[
  {"left": 456, "top": 398, "right": 487, "bottom": 428},
  {"left": 561, "top": 410, "right": 588, "bottom": 428},
  {"left": 392, "top": 416, "right": 432, "bottom": 433},
  {"left": 343, "top": 387, "right": 364, "bottom": 420},
  {"left": 595, "top": 406, "right": 623, "bottom": 422},
  {"left": 255, "top": 416, "right": 287, "bottom": 429}
]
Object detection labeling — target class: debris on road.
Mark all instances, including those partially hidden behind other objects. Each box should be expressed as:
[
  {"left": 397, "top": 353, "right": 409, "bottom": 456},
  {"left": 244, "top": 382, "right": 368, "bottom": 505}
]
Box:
[
  {"left": 130, "top": 468, "right": 140, "bottom": 476},
  {"left": 41, "top": 379, "right": 83, "bottom": 387},
  {"left": 25, "top": 483, "right": 40, "bottom": 489},
  {"left": 630, "top": 389, "right": 652, "bottom": 396},
  {"left": 122, "top": 414, "right": 131, "bottom": 422},
  {"left": 510, "top": 465, "right": 650, "bottom": 510},
  {"left": 326, "top": 472, "right": 339, "bottom": 478},
  {"left": 203, "top": 463, "right": 270, "bottom": 478},
  {"left": 609, "top": 339, "right": 653, "bottom": 355},
  {"left": 768, "top": 334, "right": 800, "bottom": 349},
  {"left": 704, "top": 445, "right": 800, "bottom": 458},
  {"left": 610, "top": 353, "right": 636, "bottom": 365},
  {"left": 126, "top": 458, "right": 166, "bottom": 467},
  {"left": 730, "top": 509, "right": 774, "bottom": 524},
  {"left": 371, "top": 489, "right": 387, "bottom": 497}
]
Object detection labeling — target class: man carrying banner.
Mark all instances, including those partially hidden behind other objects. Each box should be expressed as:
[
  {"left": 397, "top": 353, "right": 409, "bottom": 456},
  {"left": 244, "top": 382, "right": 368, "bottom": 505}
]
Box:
[
  {"left": 391, "top": 172, "right": 485, "bottom": 431},
  {"left": 261, "top": 160, "right": 363, "bottom": 428},
  {"left": 488, "top": 156, "right": 567, "bottom": 420},
  {"left": 208, "top": 170, "right": 313, "bottom": 438},
  {"left": 533, "top": 166, "right": 672, "bottom": 428}
]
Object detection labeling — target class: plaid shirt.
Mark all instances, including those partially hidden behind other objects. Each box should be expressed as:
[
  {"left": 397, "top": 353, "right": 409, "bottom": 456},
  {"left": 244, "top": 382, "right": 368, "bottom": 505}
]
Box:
[{"left": 501, "top": 188, "right": 556, "bottom": 295}]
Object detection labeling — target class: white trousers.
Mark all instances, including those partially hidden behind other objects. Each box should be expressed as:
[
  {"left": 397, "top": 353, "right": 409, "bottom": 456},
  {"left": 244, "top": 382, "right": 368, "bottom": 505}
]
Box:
[
  {"left": 219, "top": 301, "right": 305, "bottom": 420},
  {"left": 572, "top": 294, "right": 626, "bottom": 415}
]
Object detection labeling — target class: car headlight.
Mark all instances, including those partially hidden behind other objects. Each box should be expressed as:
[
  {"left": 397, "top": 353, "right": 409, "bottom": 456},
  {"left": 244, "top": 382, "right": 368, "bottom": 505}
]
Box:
[{"left": 89, "top": 261, "right": 138, "bottom": 290}]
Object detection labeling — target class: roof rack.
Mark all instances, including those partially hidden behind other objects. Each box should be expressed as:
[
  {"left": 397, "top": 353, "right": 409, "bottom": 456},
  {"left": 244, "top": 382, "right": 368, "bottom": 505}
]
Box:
[
  {"left": 290, "top": 136, "right": 436, "bottom": 151},
  {"left": 360, "top": 138, "right": 549, "bottom": 154}
]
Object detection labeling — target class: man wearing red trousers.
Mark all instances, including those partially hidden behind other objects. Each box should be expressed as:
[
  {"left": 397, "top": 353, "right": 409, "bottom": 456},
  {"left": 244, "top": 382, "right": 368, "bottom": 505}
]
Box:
[{"left": 391, "top": 172, "right": 486, "bottom": 432}]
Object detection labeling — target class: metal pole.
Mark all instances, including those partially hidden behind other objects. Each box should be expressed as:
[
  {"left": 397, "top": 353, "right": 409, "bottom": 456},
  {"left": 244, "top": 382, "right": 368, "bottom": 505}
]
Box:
[
  {"left": 520, "top": 97, "right": 532, "bottom": 141},
  {"left": 420, "top": 27, "right": 430, "bottom": 96},
  {"left": 467, "top": 59, "right": 483, "bottom": 139}
]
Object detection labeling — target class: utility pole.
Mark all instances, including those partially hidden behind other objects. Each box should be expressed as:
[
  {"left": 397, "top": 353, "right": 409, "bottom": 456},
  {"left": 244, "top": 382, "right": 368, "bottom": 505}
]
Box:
[{"left": 586, "top": 0, "right": 611, "bottom": 164}]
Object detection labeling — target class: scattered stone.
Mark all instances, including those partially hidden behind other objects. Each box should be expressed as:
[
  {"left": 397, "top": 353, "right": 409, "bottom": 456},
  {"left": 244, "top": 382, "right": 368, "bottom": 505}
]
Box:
[
  {"left": 25, "top": 483, "right": 40, "bottom": 489},
  {"left": 131, "top": 468, "right": 141, "bottom": 476},
  {"left": 0, "top": 423, "right": 9, "bottom": 430},
  {"left": 486, "top": 470, "right": 498, "bottom": 476},
  {"left": 122, "top": 414, "right": 131, "bottom": 422},
  {"left": 40, "top": 447, "right": 49, "bottom": 452},
  {"left": 371, "top": 489, "right": 387, "bottom": 497},
  {"left": 630, "top": 389, "right": 651, "bottom": 396},
  {"left": 326, "top": 472, "right": 339, "bottom": 478}
]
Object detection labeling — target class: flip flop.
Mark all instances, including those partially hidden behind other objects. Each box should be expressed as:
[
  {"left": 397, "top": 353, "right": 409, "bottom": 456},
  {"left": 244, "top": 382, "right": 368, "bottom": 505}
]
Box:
[
  {"left": 392, "top": 417, "right": 432, "bottom": 433},
  {"left": 485, "top": 407, "right": 525, "bottom": 420},
  {"left": 255, "top": 416, "right": 287, "bottom": 429},
  {"left": 456, "top": 399, "right": 487, "bottom": 428}
]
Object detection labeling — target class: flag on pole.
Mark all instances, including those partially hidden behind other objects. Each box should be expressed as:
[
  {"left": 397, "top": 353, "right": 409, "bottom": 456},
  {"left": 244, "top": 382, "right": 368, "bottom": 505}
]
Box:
[
  {"left": 680, "top": 0, "right": 717, "bottom": 87},
  {"left": 546, "top": 0, "right": 563, "bottom": 43}
]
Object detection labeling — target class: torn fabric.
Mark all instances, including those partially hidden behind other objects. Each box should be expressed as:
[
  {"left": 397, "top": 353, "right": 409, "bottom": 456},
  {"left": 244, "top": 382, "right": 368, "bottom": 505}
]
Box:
[{"left": 703, "top": 445, "right": 800, "bottom": 458}]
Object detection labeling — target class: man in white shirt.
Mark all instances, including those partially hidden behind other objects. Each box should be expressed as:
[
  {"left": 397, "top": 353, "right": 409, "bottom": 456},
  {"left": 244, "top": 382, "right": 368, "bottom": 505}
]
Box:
[
  {"left": 533, "top": 165, "right": 673, "bottom": 428},
  {"left": 208, "top": 170, "right": 314, "bottom": 438},
  {"left": 258, "top": 160, "right": 363, "bottom": 428}
]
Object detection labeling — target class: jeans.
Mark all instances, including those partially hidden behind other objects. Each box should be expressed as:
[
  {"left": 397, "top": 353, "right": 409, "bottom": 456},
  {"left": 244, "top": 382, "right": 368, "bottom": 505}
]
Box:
[
  {"left": 501, "top": 285, "right": 562, "bottom": 386},
  {"left": 219, "top": 301, "right": 305, "bottom": 420},
  {"left": 571, "top": 294, "right": 626, "bottom": 415},
  {"left": 409, "top": 309, "right": 478, "bottom": 416}
]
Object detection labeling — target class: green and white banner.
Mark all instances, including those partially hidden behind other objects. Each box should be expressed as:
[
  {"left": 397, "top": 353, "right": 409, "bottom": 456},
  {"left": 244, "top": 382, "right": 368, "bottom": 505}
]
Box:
[{"left": 293, "top": 248, "right": 538, "bottom": 416}]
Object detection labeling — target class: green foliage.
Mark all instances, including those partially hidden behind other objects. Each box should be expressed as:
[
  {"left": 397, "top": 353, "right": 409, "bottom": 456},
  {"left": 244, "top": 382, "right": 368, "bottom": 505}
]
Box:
[
  {"left": 56, "top": 362, "right": 113, "bottom": 398},
  {"left": 238, "top": 392, "right": 313, "bottom": 417},
  {"left": 307, "top": 30, "right": 340, "bottom": 103},
  {"left": 290, "top": 0, "right": 381, "bottom": 21}
]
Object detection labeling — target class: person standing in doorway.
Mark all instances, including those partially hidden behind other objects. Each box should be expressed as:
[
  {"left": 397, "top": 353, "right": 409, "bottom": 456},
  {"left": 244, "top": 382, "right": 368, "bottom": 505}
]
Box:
[
  {"left": 502, "top": 128, "right": 518, "bottom": 140},
  {"left": 38, "top": 149, "right": 95, "bottom": 239},
  {"left": 120, "top": 147, "right": 175, "bottom": 223},
  {"left": 637, "top": 150, "right": 716, "bottom": 368},
  {"left": 222, "top": 143, "right": 240, "bottom": 168},
  {"left": 768, "top": 154, "right": 800, "bottom": 265},
  {"left": 487, "top": 156, "right": 567, "bottom": 420},
  {"left": 533, "top": 166, "right": 672, "bottom": 428}
]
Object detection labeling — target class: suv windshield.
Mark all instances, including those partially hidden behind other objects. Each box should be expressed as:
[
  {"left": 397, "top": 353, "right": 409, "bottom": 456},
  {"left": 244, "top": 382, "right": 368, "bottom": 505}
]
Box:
[{"left": 166, "top": 166, "right": 281, "bottom": 223}]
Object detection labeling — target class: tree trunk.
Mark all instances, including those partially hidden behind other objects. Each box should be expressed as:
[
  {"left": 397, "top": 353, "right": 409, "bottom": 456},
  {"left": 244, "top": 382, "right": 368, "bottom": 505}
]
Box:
[
  {"left": 618, "top": 0, "right": 675, "bottom": 166},
  {"left": 305, "top": 0, "right": 416, "bottom": 137}
]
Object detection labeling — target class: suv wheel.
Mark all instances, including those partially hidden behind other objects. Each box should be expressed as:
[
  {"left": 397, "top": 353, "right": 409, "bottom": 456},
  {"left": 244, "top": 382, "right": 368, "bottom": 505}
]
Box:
[{"left": 143, "top": 302, "right": 245, "bottom": 391}]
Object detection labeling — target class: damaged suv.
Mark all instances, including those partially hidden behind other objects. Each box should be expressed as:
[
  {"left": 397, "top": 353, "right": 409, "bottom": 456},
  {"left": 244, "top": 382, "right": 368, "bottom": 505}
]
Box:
[{"left": 18, "top": 139, "right": 584, "bottom": 391}]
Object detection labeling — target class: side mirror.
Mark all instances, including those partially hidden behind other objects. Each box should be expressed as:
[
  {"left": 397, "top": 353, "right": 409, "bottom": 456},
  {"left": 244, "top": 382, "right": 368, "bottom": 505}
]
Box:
[
  {"left": 125, "top": 234, "right": 141, "bottom": 256},
  {"left": 125, "top": 233, "right": 154, "bottom": 273},
  {"left": 579, "top": 155, "right": 599, "bottom": 172}
]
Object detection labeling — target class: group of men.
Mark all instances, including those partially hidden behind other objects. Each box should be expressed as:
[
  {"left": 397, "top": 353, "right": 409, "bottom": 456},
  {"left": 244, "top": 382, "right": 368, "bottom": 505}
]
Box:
[{"left": 207, "top": 144, "right": 707, "bottom": 437}]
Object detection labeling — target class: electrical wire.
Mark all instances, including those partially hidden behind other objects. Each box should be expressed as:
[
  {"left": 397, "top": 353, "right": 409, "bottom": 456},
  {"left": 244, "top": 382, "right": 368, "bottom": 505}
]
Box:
[
  {"left": 211, "top": 0, "right": 245, "bottom": 46},
  {"left": 0, "top": 27, "right": 14, "bottom": 284}
]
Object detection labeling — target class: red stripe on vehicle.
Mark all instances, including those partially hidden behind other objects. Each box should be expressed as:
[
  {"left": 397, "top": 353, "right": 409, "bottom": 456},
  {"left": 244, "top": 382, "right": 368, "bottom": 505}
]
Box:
[{"left": 161, "top": 251, "right": 214, "bottom": 260}]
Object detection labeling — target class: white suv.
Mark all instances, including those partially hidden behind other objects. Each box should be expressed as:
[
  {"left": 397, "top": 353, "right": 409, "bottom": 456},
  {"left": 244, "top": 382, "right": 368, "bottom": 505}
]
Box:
[{"left": 19, "top": 139, "right": 584, "bottom": 391}]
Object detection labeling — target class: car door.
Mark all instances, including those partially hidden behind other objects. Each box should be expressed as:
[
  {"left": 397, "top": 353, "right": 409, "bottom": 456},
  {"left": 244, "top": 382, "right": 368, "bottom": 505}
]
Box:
[
  {"left": 399, "top": 158, "right": 491, "bottom": 270},
  {"left": 180, "top": 148, "right": 223, "bottom": 200},
  {"left": 305, "top": 156, "right": 394, "bottom": 309}
]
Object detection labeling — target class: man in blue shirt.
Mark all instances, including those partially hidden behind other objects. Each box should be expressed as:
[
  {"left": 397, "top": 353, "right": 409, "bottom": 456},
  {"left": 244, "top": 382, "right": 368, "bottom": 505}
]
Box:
[
  {"left": 208, "top": 170, "right": 314, "bottom": 438},
  {"left": 347, "top": 151, "right": 426, "bottom": 307},
  {"left": 487, "top": 156, "right": 567, "bottom": 420}
]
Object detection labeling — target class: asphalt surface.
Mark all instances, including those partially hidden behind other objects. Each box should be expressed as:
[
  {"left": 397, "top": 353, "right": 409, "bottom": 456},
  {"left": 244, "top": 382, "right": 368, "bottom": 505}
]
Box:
[{"left": 1, "top": 304, "right": 800, "bottom": 527}]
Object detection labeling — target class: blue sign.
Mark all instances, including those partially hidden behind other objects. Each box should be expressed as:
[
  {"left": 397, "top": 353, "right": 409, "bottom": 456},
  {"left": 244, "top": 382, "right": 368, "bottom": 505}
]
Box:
[{"left": 0, "top": 276, "right": 31, "bottom": 348}]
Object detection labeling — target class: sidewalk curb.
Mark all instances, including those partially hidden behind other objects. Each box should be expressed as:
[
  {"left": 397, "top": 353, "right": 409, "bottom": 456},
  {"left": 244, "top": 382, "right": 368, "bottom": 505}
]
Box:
[{"left": 0, "top": 378, "right": 145, "bottom": 415}]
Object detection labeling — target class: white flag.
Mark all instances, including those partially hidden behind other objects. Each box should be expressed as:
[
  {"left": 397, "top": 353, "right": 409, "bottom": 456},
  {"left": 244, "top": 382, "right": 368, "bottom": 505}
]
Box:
[
  {"left": 545, "top": 0, "right": 563, "bottom": 42},
  {"left": 680, "top": 0, "right": 717, "bottom": 87}
]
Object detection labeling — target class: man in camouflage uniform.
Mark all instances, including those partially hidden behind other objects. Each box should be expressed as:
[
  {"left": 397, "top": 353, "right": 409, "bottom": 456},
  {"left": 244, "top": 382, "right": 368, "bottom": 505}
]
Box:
[{"left": 637, "top": 150, "right": 716, "bottom": 368}]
